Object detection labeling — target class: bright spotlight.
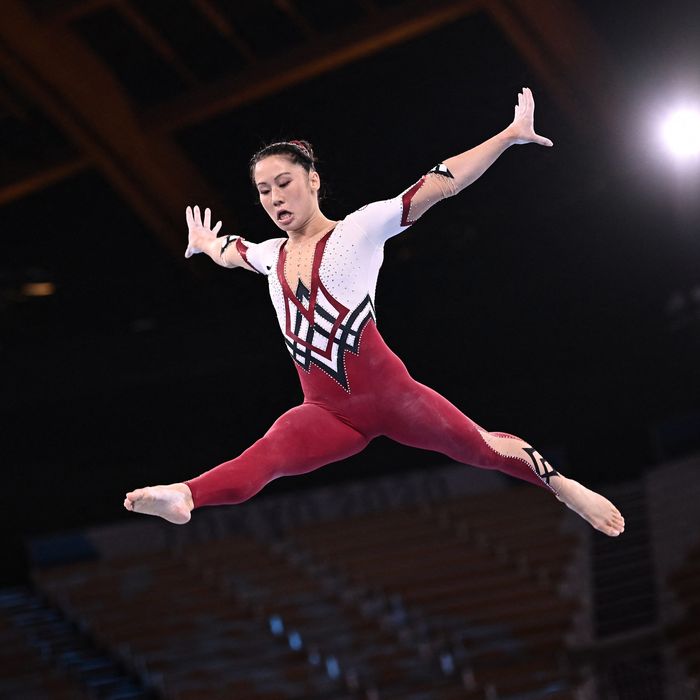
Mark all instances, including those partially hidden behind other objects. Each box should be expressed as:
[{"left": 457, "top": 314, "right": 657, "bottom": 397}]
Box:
[{"left": 661, "top": 107, "right": 700, "bottom": 159}]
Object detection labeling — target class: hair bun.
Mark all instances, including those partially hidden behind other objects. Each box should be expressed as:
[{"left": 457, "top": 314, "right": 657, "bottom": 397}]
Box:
[{"left": 288, "top": 140, "right": 314, "bottom": 162}]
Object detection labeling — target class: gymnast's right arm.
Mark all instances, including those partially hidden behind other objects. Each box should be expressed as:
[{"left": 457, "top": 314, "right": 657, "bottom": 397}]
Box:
[{"left": 184, "top": 204, "right": 260, "bottom": 273}]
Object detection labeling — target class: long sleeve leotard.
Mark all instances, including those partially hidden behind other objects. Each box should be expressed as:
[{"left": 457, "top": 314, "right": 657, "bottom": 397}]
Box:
[{"left": 184, "top": 166, "right": 559, "bottom": 507}]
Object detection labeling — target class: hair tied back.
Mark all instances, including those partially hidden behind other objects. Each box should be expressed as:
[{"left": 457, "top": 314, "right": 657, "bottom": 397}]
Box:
[{"left": 286, "top": 140, "right": 313, "bottom": 161}]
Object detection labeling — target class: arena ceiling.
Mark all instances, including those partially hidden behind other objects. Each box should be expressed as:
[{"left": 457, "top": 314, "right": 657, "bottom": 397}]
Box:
[{"left": 0, "top": 0, "right": 613, "bottom": 256}]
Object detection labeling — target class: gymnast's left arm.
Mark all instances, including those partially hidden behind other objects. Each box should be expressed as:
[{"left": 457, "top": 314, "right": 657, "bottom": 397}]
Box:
[
  {"left": 403, "top": 87, "right": 552, "bottom": 226},
  {"left": 350, "top": 88, "right": 552, "bottom": 243}
]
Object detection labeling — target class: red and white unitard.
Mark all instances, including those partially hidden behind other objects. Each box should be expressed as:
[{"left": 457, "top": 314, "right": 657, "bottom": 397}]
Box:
[{"left": 185, "top": 167, "right": 559, "bottom": 507}]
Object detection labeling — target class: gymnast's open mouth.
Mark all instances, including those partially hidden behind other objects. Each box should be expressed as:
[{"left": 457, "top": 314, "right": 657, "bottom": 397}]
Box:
[{"left": 277, "top": 210, "right": 293, "bottom": 223}]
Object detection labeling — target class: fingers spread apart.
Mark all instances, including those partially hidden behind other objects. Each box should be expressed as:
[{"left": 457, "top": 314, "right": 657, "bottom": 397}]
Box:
[{"left": 186, "top": 205, "right": 221, "bottom": 232}]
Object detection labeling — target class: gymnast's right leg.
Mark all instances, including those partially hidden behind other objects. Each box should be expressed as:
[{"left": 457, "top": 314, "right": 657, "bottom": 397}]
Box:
[{"left": 124, "top": 403, "right": 369, "bottom": 524}]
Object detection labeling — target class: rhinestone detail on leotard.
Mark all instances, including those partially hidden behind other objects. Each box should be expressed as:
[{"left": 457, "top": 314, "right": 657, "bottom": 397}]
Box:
[{"left": 275, "top": 228, "right": 376, "bottom": 392}]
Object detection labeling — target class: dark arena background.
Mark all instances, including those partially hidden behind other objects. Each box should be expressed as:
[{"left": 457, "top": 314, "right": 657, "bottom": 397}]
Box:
[{"left": 2, "top": 1, "right": 700, "bottom": 699}]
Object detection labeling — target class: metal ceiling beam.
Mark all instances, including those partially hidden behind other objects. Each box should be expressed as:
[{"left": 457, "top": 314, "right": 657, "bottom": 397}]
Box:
[
  {"left": 145, "top": 0, "right": 482, "bottom": 134},
  {"left": 1, "top": 0, "right": 483, "bottom": 211},
  {"left": 1, "top": 0, "right": 614, "bottom": 217},
  {"left": 0, "top": 0, "right": 232, "bottom": 258},
  {"left": 0, "top": 156, "right": 88, "bottom": 206},
  {"left": 34, "top": 0, "right": 613, "bottom": 133}
]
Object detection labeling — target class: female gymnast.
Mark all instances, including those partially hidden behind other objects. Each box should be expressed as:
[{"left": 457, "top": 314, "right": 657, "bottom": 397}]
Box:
[{"left": 124, "top": 88, "right": 625, "bottom": 537}]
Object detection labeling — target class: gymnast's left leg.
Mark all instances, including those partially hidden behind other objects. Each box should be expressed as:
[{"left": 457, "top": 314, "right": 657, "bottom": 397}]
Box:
[{"left": 380, "top": 379, "right": 625, "bottom": 537}]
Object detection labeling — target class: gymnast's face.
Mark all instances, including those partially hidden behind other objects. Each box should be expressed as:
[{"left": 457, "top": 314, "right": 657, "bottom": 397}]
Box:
[{"left": 254, "top": 155, "right": 321, "bottom": 232}]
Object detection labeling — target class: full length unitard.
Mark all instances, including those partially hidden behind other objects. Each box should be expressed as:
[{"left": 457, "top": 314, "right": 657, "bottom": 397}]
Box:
[{"left": 185, "top": 166, "right": 559, "bottom": 507}]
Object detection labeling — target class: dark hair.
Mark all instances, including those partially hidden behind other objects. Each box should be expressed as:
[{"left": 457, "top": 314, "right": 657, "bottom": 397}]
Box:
[{"left": 249, "top": 139, "right": 317, "bottom": 183}]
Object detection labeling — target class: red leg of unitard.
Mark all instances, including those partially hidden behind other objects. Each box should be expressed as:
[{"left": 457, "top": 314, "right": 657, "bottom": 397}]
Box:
[
  {"left": 185, "top": 403, "right": 369, "bottom": 508},
  {"left": 372, "top": 376, "right": 558, "bottom": 493},
  {"left": 298, "top": 322, "right": 559, "bottom": 495},
  {"left": 185, "top": 323, "right": 558, "bottom": 509}
]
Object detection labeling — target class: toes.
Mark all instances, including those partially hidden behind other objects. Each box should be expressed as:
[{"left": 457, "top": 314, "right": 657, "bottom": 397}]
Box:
[
  {"left": 597, "top": 518, "right": 624, "bottom": 537},
  {"left": 607, "top": 519, "right": 621, "bottom": 533}
]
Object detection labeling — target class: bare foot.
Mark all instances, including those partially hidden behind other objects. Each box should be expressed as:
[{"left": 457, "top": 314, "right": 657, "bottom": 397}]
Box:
[
  {"left": 123, "top": 483, "right": 193, "bottom": 524},
  {"left": 553, "top": 476, "right": 625, "bottom": 536}
]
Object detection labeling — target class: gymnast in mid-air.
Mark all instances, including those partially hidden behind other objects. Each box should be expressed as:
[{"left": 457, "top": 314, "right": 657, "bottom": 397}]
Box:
[{"left": 125, "top": 88, "right": 625, "bottom": 537}]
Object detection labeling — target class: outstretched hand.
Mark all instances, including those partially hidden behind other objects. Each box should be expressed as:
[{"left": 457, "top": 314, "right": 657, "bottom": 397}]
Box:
[
  {"left": 184, "top": 205, "right": 222, "bottom": 258},
  {"left": 507, "top": 87, "right": 553, "bottom": 147}
]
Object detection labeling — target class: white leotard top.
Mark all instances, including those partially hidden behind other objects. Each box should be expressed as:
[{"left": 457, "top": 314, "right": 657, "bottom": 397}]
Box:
[{"left": 235, "top": 166, "right": 458, "bottom": 389}]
